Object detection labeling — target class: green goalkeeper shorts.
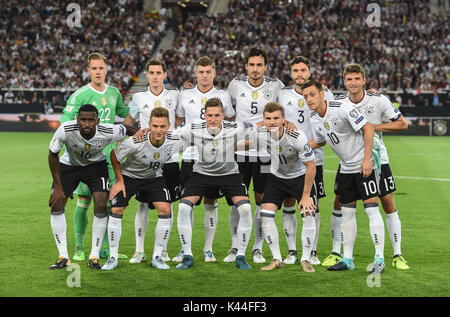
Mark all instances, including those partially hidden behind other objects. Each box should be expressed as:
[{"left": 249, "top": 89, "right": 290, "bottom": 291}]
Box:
[{"left": 74, "top": 144, "right": 116, "bottom": 197}]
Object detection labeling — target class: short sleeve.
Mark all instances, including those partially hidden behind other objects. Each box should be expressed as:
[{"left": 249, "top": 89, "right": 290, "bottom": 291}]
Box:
[
  {"left": 114, "top": 137, "right": 135, "bottom": 162},
  {"left": 49, "top": 125, "right": 65, "bottom": 153},
  {"left": 342, "top": 103, "right": 368, "bottom": 132},
  {"left": 112, "top": 124, "right": 127, "bottom": 143}
]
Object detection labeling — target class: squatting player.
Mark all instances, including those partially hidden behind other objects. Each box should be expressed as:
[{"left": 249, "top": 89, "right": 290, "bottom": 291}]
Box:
[
  {"left": 173, "top": 98, "right": 254, "bottom": 270},
  {"left": 240, "top": 103, "right": 318, "bottom": 273},
  {"left": 102, "top": 107, "right": 181, "bottom": 271},
  {"left": 303, "top": 80, "right": 386, "bottom": 273},
  {"left": 60, "top": 53, "right": 130, "bottom": 261},
  {"left": 48, "top": 104, "right": 127, "bottom": 270}
]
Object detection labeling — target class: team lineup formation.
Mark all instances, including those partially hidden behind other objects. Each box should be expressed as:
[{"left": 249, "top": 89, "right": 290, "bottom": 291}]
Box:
[{"left": 48, "top": 47, "right": 410, "bottom": 274}]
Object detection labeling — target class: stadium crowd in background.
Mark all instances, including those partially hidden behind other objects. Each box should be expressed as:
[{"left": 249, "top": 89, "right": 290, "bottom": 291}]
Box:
[
  {"left": 0, "top": 0, "right": 448, "bottom": 106},
  {"left": 163, "top": 0, "right": 449, "bottom": 92},
  {"left": 0, "top": 0, "right": 163, "bottom": 92}
]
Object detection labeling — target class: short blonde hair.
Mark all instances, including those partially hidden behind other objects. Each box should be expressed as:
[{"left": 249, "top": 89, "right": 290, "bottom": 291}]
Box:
[
  {"left": 87, "top": 53, "right": 107, "bottom": 67},
  {"left": 263, "top": 102, "right": 285, "bottom": 117}
]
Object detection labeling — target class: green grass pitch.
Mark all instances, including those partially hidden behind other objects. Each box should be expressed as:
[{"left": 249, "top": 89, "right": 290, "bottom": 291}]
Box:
[{"left": 1, "top": 132, "right": 450, "bottom": 297}]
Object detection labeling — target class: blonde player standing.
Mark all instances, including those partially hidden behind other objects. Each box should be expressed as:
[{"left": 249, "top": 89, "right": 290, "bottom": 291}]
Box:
[{"left": 173, "top": 56, "right": 235, "bottom": 263}]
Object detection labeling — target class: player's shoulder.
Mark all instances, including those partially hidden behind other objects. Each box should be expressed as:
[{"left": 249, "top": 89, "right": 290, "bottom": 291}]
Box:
[
  {"left": 164, "top": 84, "right": 179, "bottom": 91},
  {"left": 190, "top": 121, "right": 207, "bottom": 129},
  {"left": 366, "top": 90, "right": 382, "bottom": 97},
  {"left": 281, "top": 85, "right": 294, "bottom": 91},
  {"left": 285, "top": 129, "right": 302, "bottom": 140},
  {"left": 328, "top": 99, "right": 344, "bottom": 108},
  {"left": 97, "top": 123, "right": 115, "bottom": 134},
  {"left": 333, "top": 92, "right": 348, "bottom": 100},
  {"left": 179, "top": 86, "right": 195, "bottom": 94},
  {"left": 231, "top": 75, "right": 248, "bottom": 83},
  {"left": 257, "top": 126, "right": 269, "bottom": 134},
  {"left": 132, "top": 133, "right": 149, "bottom": 144},
  {"left": 62, "top": 120, "right": 79, "bottom": 132},
  {"left": 263, "top": 75, "right": 279, "bottom": 83},
  {"left": 106, "top": 85, "right": 122, "bottom": 95},
  {"left": 133, "top": 87, "right": 148, "bottom": 96},
  {"left": 223, "top": 121, "right": 238, "bottom": 129},
  {"left": 166, "top": 131, "right": 180, "bottom": 141}
]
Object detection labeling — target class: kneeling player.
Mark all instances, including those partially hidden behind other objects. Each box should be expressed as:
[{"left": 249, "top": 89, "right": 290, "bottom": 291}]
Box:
[
  {"left": 48, "top": 104, "right": 127, "bottom": 270},
  {"left": 242, "top": 103, "right": 317, "bottom": 272},
  {"left": 102, "top": 108, "right": 181, "bottom": 270}
]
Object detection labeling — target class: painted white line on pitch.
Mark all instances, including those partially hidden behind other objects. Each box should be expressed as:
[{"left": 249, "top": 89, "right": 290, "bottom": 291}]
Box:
[{"left": 323, "top": 169, "right": 450, "bottom": 182}]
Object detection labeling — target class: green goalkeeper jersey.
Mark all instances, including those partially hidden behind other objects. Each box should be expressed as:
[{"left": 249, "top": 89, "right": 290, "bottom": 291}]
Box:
[{"left": 60, "top": 84, "right": 129, "bottom": 123}]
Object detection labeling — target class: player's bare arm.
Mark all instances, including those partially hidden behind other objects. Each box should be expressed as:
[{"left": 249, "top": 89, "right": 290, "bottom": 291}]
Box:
[
  {"left": 360, "top": 122, "right": 375, "bottom": 178},
  {"left": 284, "top": 120, "right": 299, "bottom": 134},
  {"left": 374, "top": 116, "right": 408, "bottom": 132},
  {"left": 48, "top": 150, "right": 66, "bottom": 208},
  {"left": 299, "top": 159, "right": 316, "bottom": 216},
  {"left": 109, "top": 150, "right": 126, "bottom": 200},
  {"left": 309, "top": 139, "right": 326, "bottom": 149}
]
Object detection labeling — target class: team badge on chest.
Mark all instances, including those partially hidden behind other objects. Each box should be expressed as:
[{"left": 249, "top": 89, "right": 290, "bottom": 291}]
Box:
[
  {"left": 155, "top": 101, "right": 161, "bottom": 108},
  {"left": 252, "top": 91, "right": 258, "bottom": 100},
  {"left": 154, "top": 152, "right": 160, "bottom": 160},
  {"left": 101, "top": 97, "right": 107, "bottom": 106}
]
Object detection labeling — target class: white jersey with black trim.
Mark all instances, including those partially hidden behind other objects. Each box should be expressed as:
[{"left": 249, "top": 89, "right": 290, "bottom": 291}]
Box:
[
  {"left": 175, "top": 121, "right": 255, "bottom": 176},
  {"left": 114, "top": 132, "right": 181, "bottom": 179},
  {"left": 251, "top": 127, "right": 314, "bottom": 179},
  {"left": 49, "top": 120, "right": 126, "bottom": 166},
  {"left": 176, "top": 85, "right": 235, "bottom": 161},
  {"left": 229, "top": 75, "right": 284, "bottom": 124},
  {"left": 340, "top": 90, "right": 402, "bottom": 164},
  {"left": 311, "top": 100, "right": 374, "bottom": 174},
  {"left": 277, "top": 86, "right": 334, "bottom": 166},
  {"left": 129, "top": 85, "right": 178, "bottom": 130},
  {"left": 229, "top": 75, "right": 284, "bottom": 157}
]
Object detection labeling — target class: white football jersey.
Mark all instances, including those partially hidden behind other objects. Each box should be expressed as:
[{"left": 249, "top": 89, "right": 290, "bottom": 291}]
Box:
[
  {"left": 175, "top": 121, "right": 254, "bottom": 176},
  {"left": 128, "top": 85, "right": 178, "bottom": 130},
  {"left": 251, "top": 127, "right": 314, "bottom": 179},
  {"left": 50, "top": 120, "right": 126, "bottom": 166},
  {"left": 228, "top": 75, "right": 284, "bottom": 124},
  {"left": 114, "top": 132, "right": 181, "bottom": 179},
  {"left": 277, "top": 86, "right": 334, "bottom": 166},
  {"left": 311, "top": 100, "right": 374, "bottom": 174},
  {"left": 341, "top": 91, "right": 402, "bottom": 164},
  {"left": 176, "top": 85, "right": 235, "bottom": 160}
]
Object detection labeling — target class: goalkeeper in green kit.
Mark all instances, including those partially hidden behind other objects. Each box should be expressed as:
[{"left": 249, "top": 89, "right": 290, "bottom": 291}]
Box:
[{"left": 60, "top": 53, "right": 130, "bottom": 262}]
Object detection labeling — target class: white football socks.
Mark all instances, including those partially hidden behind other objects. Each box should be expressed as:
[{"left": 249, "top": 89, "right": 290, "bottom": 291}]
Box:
[
  {"left": 261, "top": 210, "right": 282, "bottom": 261},
  {"left": 313, "top": 209, "right": 320, "bottom": 252},
  {"left": 90, "top": 212, "right": 108, "bottom": 260},
  {"left": 341, "top": 205, "right": 357, "bottom": 259},
  {"left": 229, "top": 205, "right": 239, "bottom": 249},
  {"left": 236, "top": 200, "right": 252, "bottom": 257},
  {"left": 107, "top": 213, "right": 122, "bottom": 260},
  {"left": 252, "top": 204, "right": 264, "bottom": 251},
  {"left": 364, "top": 203, "right": 385, "bottom": 259},
  {"left": 282, "top": 206, "right": 297, "bottom": 251},
  {"left": 177, "top": 201, "right": 193, "bottom": 256},
  {"left": 301, "top": 215, "right": 316, "bottom": 262},
  {"left": 203, "top": 203, "right": 218, "bottom": 252},
  {"left": 331, "top": 209, "right": 343, "bottom": 254},
  {"left": 153, "top": 215, "right": 171, "bottom": 259},
  {"left": 134, "top": 201, "right": 149, "bottom": 253},
  {"left": 385, "top": 210, "right": 402, "bottom": 256},
  {"left": 51, "top": 211, "right": 69, "bottom": 259}
]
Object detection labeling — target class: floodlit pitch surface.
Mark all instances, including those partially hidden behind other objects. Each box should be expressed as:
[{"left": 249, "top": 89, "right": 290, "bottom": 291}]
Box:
[{"left": 1, "top": 132, "right": 449, "bottom": 297}]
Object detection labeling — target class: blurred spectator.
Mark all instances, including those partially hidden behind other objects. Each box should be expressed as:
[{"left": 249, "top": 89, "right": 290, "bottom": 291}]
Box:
[
  {"left": 1, "top": 0, "right": 164, "bottom": 91},
  {"left": 5, "top": 89, "right": 14, "bottom": 103},
  {"left": 163, "top": 0, "right": 448, "bottom": 91},
  {"left": 0, "top": 93, "right": 3, "bottom": 103},
  {"left": 432, "top": 91, "right": 440, "bottom": 107},
  {"left": 406, "top": 98, "right": 415, "bottom": 107}
]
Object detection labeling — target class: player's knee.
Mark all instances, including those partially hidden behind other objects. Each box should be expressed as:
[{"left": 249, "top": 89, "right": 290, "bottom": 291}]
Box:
[
  {"left": 78, "top": 195, "right": 92, "bottom": 202},
  {"left": 380, "top": 194, "right": 396, "bottom": 213},
  {"left": 157, "top": 204, "right": 171, "bottom": 216},
  {"left": 93, "top": 201, "right": 107, "bottom": 215},
  {"left": 203, "top": 197, "right": 217, "bottom": 205},
  {"left": 333, "top": 195, "right": 342, "bottom": 210},
  {"left": 283, "top": 197, "right": 296, "bottom": 207},
  {"left": 50, "top": 209, "right": 65, "bottom": 215},
  {"left": 235, "top": 199, "right": 251, "bottom": 216},
  {"left": 254, "top": 192, "right": 263, "bottom": 203},
  {"left": 111, "top": 207, "right": 124, "bottom": 215}
]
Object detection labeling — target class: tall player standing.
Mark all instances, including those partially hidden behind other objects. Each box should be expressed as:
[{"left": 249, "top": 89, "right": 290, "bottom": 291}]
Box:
[
  {"left": 173, "top": 56, "right": 236, "bottom": 263},
  {"left": 277, "top": 56, "right": 334, "bottom": 265},
  {"left": 226, "top": 47, "right": 285, "bottom": 263},
  {"left": 122, "top": 58, "right": 180, "bottom": 264},
  {"left": 303, "top": 80, "right": 386, "bottom": 273},
  {"left": 60, "top": 53, "right": 130, "bottom": 262},
  {"left": 333, "top": 64, "right": 409, "bottom": 269}
]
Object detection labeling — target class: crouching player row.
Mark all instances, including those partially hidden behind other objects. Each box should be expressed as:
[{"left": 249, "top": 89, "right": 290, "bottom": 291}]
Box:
[{"left": 48, "top": 105, "right": 178, "bottom": 270}]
